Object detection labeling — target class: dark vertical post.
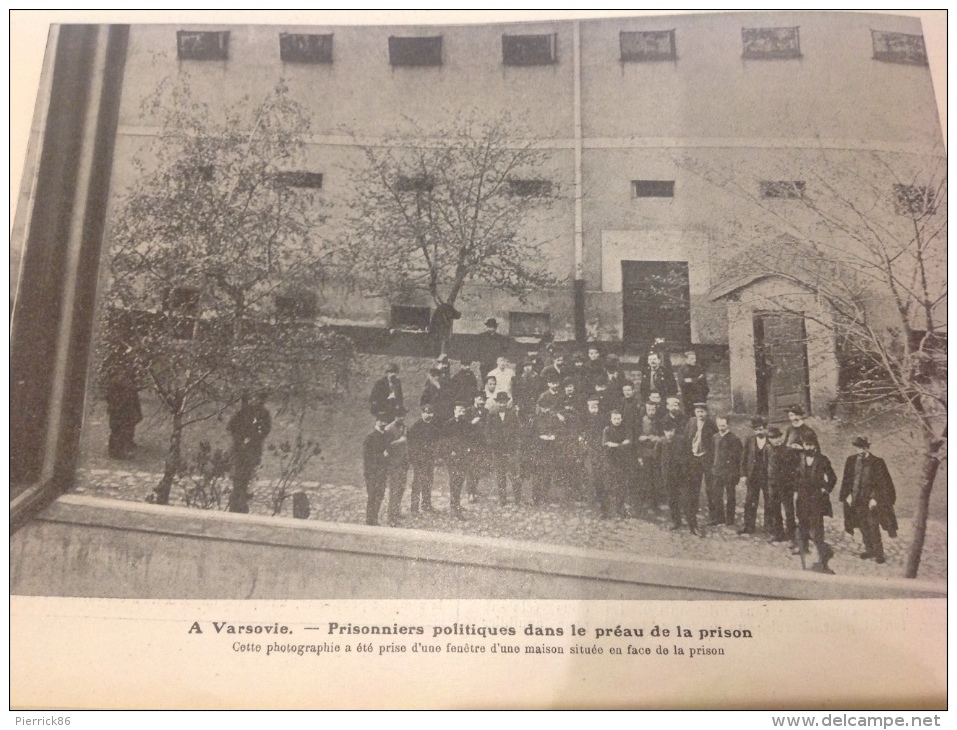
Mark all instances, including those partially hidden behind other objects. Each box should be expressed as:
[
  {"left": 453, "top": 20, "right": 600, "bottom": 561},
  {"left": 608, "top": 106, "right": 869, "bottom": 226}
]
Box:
[{"left": 573, "top": 278, "right": 586, "bottom": 344}]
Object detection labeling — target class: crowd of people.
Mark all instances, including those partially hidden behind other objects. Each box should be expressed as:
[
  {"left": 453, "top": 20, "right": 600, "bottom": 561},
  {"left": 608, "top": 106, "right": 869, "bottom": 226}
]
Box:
[{"left": 364, "top": 322, "right": 899, "bottom": 575}]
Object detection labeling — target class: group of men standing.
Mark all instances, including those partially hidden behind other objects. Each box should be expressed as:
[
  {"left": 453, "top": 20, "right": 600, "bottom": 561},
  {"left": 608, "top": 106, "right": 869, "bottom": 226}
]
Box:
[{"left": 362, "top": 327, "right": 898, "bottom": 575}]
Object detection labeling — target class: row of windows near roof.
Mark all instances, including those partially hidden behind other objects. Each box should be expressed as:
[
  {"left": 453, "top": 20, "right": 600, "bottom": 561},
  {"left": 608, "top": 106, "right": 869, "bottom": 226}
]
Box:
[
  {"left": 188, "top": 165, "right": 936, "bottom": 211},
  {"left": 176, "top": 28, "right": 929, "bottom": 67},
  {"left": 161, "top": 287, "right": 552, "bottom": 337}
]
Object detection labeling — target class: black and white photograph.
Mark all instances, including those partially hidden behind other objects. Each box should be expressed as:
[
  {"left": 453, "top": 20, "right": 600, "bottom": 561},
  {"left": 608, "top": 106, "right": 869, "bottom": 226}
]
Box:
[{"left": 9, "top": 10, "right": 947, "bottom": 711}]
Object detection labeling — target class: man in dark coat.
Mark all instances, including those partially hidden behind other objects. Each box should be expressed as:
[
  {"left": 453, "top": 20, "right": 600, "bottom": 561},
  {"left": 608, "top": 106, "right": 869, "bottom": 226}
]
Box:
[
  {"left": 580, "top": 395, "right": 607, "bottom": 515},
  {"left": 369, "top": 363, "right": 404, "bottom": 420},
  {"left": 450, "top": 359, "right": 480, "bottom": 405},
  {"left": 738, "top": 416, "right": 771, "bottom": 535},
  {"left": 793, "top": 433, "right": 837, "bottom": 573},
  {"left": 711, "top": 416, "right": 743, "bottom": 527},
  {"left": 839, "top": 436, "right": 897, "bottom": 564},
  {"left": 226, "top": 390, "right": 272, "bottom": 514},
  {"left": 362, "top": 411, "right": 392, "bottom": 526},
  {"left": 765, "top": 426, "right": 795, "bottom": 543},
  {"left": 406, "top": 404, "right": 440, "bottom": 514},
  {"left": 641, "top": 351, "right": 677, "bottom": 403},
  {"left": 429, "top": 301, "right": 461, "bottom": 357},
  {"left": 677, "top": 349, "right": 709, "bottom": 417},
  {"left": 486, "top": 391, "right": 523, "bottom": 505},
  {"left": 444, "top": 402, "right": 473, "bottom": 519},
  {"left": 602, "top": 409, "right": 632, "bottom": 519},
  {"left": 478, "top": 317, "right": 511, "bottom": 381},
  {"left": 420, "top": 367, "right": 453, "bottom": 423},
  {"left": 106, "top": 369, "right": 142, "bottom": 460},
  {"left": 533, "top": 374, "right": 564, "bottom": 505},
  {"left": 384, "top": 407, "right": 409, "bottom": 526},
  {"left": 685, "top": 402, "right": 718, "bottom": 529}
]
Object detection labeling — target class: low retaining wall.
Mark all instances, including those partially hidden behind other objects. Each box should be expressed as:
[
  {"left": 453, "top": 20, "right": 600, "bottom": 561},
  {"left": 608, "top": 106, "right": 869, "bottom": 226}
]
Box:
[{"left": 10, "top": 495, "right": 946, "bottom": 600}]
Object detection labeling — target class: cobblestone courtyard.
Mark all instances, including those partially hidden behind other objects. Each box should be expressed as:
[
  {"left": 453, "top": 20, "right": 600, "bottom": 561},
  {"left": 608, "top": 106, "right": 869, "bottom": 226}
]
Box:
[{"left": 73, "top": 352, "right": 947, "bottom": 585}]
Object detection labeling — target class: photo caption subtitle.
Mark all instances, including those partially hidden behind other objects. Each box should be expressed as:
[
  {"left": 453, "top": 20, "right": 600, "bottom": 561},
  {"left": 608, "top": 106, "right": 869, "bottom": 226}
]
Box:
[{"left": 187, "top": 621, "right": 753, "bottom": 658}]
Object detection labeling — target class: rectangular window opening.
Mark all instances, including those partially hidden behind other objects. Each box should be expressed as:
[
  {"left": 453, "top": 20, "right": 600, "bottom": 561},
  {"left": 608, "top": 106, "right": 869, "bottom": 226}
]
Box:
[
  {"left": 742, "top": 27, "right": 801, "bottom": 59},
  {"left": 270, "top": 171, "right": 324, "bottom": 189},
  {"left": 390, "top": 305, "right": 431, "bottom": 332},
  {"left": 632, "top": 180, "right": 675, "bottom": 198},
  {"left": 872, "top": 30, "right": 928, "bottom": 66},
  {"left": 760, "top": 180, "right": 806, "bottom": 199},
  {"left": 388, "top": 36, "right": 443, "bottom": 67},
  {"left": 509, "top": 311, "right": 550, "bottom": 338},
  {"left": 509, "top": 179, "right": 552, "bottom": 197},
  {"left": 396, "top": 175, "right": 435, "bottom": 193},
  {"left": 279, "top": 33, "right": 333, "bottom": 64},
  {"left": 620, "top": 30, "right": 676, "bottom": 62},
  {"left": 502, "top": 33, "right": 557, "bottom": 66},
  {"left": 275, "top": 292, "right": 318, "bottom": 321},
  {"left": 177, "top": 31, "right": 229, "bottom": 61}
]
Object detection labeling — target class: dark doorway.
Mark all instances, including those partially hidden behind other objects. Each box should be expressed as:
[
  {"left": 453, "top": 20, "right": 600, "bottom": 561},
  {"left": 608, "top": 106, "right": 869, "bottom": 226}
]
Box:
[
  {"left": 754, "top": 311, "right": 811, "bottom": 420},
  {"left": 621, "top": 260, "right": 691, "bottom": 353}
]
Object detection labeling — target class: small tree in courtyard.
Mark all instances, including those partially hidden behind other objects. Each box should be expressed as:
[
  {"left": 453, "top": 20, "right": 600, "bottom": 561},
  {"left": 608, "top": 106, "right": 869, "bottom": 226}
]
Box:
[
  {"left": 679, "top": 146, "right": 946, "bottom": 578},
  {"left": 341, "top": 114, "right": 563, "bottom": 340},
  {"left": 98, "top": 77, "right": 354, "bottom": 507}
]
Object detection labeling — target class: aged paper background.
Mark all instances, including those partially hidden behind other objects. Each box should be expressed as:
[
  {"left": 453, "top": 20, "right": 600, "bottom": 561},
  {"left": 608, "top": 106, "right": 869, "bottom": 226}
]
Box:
[{"left": 8, "top": 10, "right": 949, "bottom": 711}]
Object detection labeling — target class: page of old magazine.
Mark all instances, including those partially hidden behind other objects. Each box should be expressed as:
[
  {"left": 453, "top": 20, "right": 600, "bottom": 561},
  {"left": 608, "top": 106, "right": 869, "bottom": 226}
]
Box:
[{"left": 9, "top": 10, "right": 947, "bottom": 711}]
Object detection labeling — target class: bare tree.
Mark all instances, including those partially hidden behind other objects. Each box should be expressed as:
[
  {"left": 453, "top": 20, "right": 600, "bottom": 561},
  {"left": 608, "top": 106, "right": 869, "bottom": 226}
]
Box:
[
  {"left": 341, "top": 113, "right": 563, "bottom": 341},
  {"left": 679, "top": 146, "right": 946, "bottom": 577},
  {"left": 98, "top": 77, "right": 354, "bottom": 506}
]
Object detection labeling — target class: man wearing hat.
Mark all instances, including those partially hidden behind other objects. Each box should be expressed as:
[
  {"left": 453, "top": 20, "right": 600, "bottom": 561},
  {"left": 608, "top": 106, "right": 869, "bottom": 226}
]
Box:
[
  {"left": 738, "top": 416, "right": 771, "bottom": 535},
  {"left": 369, "top": 363, "right": 404, "bottom": 421},
  {"left": 765, "top": 426, "right": 795, "bottom": 543},
  {"left": 512, "top": 359, "right": 544, "bottom": 488},
  {"left": 684, "top": 402, "right": 717, "bottom": 527},
  {"left": 363, "top": 411, "right": 393, "bottom": 526},
  {"left": 384, "top": 406, "right": 410, "bottom": 526},
  {"left": 839, "top": 437, "right": 897, "bottom": 564},
  {"left": 486, "top": 390, "right": 523, "bottom": 505},
  {"left": 444, "top": 402, "right": 473, "bottom": 519},
  {"left": 793, "top": 432, "right": 837, "bottom": 573},
  {"left": 407, "top": 404, "right": 440, "bottom": 514},
  {"left": 420, "top": 366, "right": 454, "bottom": 423},
  {"left": 478, "top": 317, "right": 512, "bottom": 381},
  {"left": 533, "top": 374, "right": 565, "bottom": 505},
  {"left": 226, "top": 389, "right": 272, "bottom": 514},
  {"left": 428, "top": 301, "right": 461, "bottom": 357},
  {"left": 784, "top": 405, "right": 815, "bottom": 541}
]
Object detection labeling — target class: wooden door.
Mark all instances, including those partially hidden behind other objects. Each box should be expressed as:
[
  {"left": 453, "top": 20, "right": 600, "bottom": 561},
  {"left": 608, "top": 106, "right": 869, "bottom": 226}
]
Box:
[
  {"left": 754, "top": 312, "right": 811, "bottom": 419},
  {"left": 621, "top": 260, "right": 691, "bottom": 353}
]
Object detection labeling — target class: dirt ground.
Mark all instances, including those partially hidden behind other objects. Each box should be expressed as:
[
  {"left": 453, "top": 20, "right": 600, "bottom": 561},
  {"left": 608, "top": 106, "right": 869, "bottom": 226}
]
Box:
[{"left": 76, "top": 352, "right": 946, "bottom": 521}]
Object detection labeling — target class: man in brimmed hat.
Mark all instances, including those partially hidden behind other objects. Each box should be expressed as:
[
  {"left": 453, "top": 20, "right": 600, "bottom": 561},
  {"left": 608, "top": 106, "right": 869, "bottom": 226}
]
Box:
[
  {"left": 486, "top": 390, "right": 523, "bottom": 505},
  {"left": 684, "top": 401, "right": 717, "bottom": 530},
  {"left": 384, "top": 406, "right": 410, "bottom": 526},
  {"left": 407, "top": 403, "right": 440, "bottom": 514},
  {"left": 444, "top": 401, "right": 473, "bottom": 519},
  {"left": 738, "top": 416, "right": 771, "bottom": 535},
  {"left": 533, "top": 373, "right": 564, "bottom": 505},
  {"left": 363, "top": 411, "right": 393, "bottom": 526},
  {"left": 478, "top": 316, "right": 511, "bottom": 381},
  {"left": 226, "top": 389, "right": 272, "bottom": 514},
  {"left": 369, "top": 362, "right": 404, "bottom": 421},
  {"left": 839, "top": 436, "right": 897, "bottom": 564},
  {"left": 793, "top": 432, "right": 837, "bottom": 573}
]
